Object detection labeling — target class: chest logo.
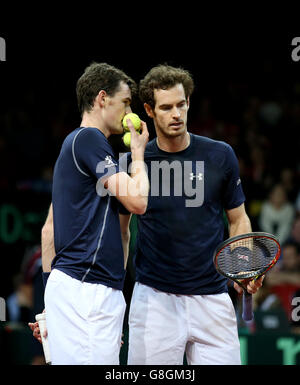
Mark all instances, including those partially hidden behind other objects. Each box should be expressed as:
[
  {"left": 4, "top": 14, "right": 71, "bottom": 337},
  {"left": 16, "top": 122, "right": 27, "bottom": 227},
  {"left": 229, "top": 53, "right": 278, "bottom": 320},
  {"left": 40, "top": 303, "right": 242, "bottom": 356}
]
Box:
[
  {"left": 104, "top": 155, "right": 117, "bottom": 168},
  {"left": 189, "top": 173, "right": 203, "bottom": 181}
]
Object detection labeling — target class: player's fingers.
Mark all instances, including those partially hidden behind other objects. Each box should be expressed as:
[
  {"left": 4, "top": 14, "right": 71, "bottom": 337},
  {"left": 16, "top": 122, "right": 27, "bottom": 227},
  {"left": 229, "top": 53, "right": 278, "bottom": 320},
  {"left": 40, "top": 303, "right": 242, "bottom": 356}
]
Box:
[
  {"left": 127, "top": 119, "right": 141, "bottom": 143},
  {"left": 32, "top": 326, "right": 42, "bottom": 343},
  {"left": 34, "top": 324, "right": 44, "bottom": 343},
  {"left": 252, "top": 275, "right": 264, "bottom": 289},
  {"left": 129, "top": 121, "right": 149, "bottom": 151},
  {"left": 33, "top": 327, "right": 41, "bottom": 337},
  {"left": 140, "top": 120, "right": 148, "bottom": 133},
  {"left": 247, "top": 276, "right": 264, "bottom": 294},
  {"left": 28, "top": 321, "right": 38, "bottom": 331},
  {"left": 28, "top": 322, "right": 34, "bottom": 331},
  {"left": 126, "top": 118, "right": 136, "bottom": 134},
  {"left": 256, "top": 275, "right": 265, "bottom": 284},
  {"left": 134, "top": 121, "right": 148, "bottom": 143},
  {"left": 233, "top": 282, "right": 243, "bottom": 294},
  {"left": 246, "top": 286, "right": 255, "bottom": 294}
]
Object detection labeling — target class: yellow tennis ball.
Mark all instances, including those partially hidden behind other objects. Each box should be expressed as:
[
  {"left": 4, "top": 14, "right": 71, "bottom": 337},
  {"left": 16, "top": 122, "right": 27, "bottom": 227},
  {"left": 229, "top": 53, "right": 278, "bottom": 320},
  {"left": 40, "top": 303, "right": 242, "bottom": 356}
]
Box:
[
  {"left": 123, "top": 132, "right": 131, "bottom": 147},
  {"left": 122, "top": 113, "right": 141, "bottom": 132}
]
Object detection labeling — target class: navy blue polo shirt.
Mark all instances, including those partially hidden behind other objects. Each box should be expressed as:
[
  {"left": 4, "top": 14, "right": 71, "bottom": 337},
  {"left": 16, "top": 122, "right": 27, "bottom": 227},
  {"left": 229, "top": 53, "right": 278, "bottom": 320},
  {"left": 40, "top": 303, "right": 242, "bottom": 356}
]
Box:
[
  {"left": 120, "top": 133, "right": 245, "bottom": 295},
  {"left": 51, "top": 126, "right": 125, "bottom": 289}
]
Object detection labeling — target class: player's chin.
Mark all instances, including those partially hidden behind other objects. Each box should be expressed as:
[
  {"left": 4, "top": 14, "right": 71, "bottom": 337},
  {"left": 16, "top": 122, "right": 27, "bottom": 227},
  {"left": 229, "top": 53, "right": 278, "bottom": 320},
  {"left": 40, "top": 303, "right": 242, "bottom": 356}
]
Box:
[
  {"left": 167, "top": 126, "right": 186, "bottom": 136},
  {"left": 111, "top": 125, "right": 124, "bottom": 135}
]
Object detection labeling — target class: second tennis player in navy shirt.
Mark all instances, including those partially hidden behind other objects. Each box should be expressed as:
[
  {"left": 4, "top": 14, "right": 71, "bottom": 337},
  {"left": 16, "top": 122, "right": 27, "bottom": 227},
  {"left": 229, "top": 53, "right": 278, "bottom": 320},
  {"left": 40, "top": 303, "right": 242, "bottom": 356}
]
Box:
[
  {"left": 121, "top": 134, "right": 245, "bottom": 295},
  {"left": 120, "top": 64, "right": 264, "bottom": 365}
]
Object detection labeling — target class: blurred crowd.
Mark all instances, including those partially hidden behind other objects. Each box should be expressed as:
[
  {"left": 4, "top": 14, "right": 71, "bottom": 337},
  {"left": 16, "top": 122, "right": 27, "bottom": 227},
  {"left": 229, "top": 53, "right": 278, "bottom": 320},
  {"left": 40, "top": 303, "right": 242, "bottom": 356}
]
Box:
[{"left": 1, "top": 76, "right": 300, "bottom": 363}]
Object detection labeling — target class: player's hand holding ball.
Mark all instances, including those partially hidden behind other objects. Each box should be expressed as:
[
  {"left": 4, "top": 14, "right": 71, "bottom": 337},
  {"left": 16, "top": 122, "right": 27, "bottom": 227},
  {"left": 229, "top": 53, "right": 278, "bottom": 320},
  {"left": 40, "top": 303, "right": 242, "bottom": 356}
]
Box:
[
  {"left": 123, "top": 113, "right": 141, "bottom": 133},
  {"left": 122, "top": 113, "right": 149, "bottom": 151}
]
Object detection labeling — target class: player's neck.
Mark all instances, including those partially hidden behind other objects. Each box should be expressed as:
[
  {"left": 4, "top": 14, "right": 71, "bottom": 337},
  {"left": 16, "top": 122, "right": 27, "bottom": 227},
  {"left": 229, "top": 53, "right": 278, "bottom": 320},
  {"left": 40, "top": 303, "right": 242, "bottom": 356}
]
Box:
[
  {"left": 156, "top": 131, "right": 190, "bottom": 153},
  {"left": 80, "top": 112, "right": 110, "bottom": 138}
]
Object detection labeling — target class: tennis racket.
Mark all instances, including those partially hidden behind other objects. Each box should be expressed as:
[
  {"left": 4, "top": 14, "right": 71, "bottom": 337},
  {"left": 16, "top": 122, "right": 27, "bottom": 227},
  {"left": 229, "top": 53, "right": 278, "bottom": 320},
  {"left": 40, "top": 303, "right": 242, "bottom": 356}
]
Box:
[{"left": 213, "top": 232, "right": 281, "bottom": 321}]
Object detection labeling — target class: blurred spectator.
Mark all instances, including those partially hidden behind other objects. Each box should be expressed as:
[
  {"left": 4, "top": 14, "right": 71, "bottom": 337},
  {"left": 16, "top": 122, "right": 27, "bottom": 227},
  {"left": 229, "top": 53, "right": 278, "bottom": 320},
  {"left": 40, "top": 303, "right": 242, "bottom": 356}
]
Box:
[
  {"left": 247, "top": 145, "right": 274, "bottom": 199},
  {"left": 5, "top": 245, "right": 45, "bottom": 364},
  {"left": 259, "top": 100, "right": 283, "bottom": 127},
  {"left": 269, "top": 242, "right": 300, "bottom": 280},
  {"left": 279, "top": 167, "right": 298, "bottom": 202},
  {"left": 6, "top": 245, "right": 41, "bottom": 322},
  {"left": 262, "top": 242, "right": 300, "bottom": 320},
  {"left": 286, "top": 215, "right": 300, "bottom": 248},
  {"left": 16, "top": 165, "right": 53, "bottom": 194},
  {"left": 6, "top": 273, "right": 33, "bottom": 323},
  {"left": 259, "top": 184, "right": 295, "bottom": 244},
  {"left": 295, "top": 191, "right": 300, "bottom": 216}
]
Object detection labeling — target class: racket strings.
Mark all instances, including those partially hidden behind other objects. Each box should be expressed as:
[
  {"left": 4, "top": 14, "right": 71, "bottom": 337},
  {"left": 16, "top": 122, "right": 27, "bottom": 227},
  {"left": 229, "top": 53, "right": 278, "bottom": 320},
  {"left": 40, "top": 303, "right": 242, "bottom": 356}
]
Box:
[{"left": 216, "top": 237, "right": 280, "bottom": 279}]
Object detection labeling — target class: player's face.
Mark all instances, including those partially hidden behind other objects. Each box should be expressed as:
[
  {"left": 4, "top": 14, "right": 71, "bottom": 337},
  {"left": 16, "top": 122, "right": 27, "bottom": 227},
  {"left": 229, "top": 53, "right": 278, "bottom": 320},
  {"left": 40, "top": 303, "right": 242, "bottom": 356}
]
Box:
[
  {"left": 105, "top": 81, "right": 132, "bottom": 134},
  {"left": 146, "top": 83, "right": 189, "bottom": 138}
]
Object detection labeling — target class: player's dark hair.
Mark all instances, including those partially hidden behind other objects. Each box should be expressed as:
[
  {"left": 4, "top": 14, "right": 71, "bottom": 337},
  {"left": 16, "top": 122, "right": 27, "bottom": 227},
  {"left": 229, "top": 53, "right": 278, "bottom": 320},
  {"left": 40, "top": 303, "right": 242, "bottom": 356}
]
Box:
[
  {"left": 76, "top": 62, "right": 137, "bottom": 116},
  {"left": 139, "top": 64, "right": 194, "bottom": 109}
]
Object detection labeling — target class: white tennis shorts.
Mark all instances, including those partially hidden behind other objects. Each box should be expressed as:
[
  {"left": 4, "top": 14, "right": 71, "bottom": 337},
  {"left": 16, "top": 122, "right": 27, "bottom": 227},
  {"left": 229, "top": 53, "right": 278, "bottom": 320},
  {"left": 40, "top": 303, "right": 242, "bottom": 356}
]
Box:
[
  {"left": 128, "top": 282, "right": 241, "bottom": 365},
  {"left": 44, "top": 269, "right": 126, "bottom": 365}
]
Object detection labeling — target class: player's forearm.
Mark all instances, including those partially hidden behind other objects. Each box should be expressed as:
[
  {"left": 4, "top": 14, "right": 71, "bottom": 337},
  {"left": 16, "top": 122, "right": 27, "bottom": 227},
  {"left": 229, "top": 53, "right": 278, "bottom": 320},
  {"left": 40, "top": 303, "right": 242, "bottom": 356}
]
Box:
[
  {"left": 129, "top": 150, "right": 149, "bottom": 210},
  {"left": 228, "top": 213, "right": 252, "bottom": 238},
  {"left": 119, "top": 213, "right": 132, "bottom": 269},
  {"left": 41, "top": 223, "right": 55, "bottom": 272},
  {"left": 130, "top": 163, "right": 149, "bottom": 200},
  {"left": 41, "top": 204, "right": 56, "bottom": 272},
  {"left": 121, "top": 228, "right": 130, "bottom": 269}
]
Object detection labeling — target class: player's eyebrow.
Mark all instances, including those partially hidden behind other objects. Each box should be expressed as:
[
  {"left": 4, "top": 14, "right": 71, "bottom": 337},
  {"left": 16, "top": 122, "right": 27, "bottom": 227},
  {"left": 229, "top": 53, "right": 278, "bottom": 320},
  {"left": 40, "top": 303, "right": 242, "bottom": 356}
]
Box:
[{"left": 158, "top": 99, "right": 186, "bottom": 108}]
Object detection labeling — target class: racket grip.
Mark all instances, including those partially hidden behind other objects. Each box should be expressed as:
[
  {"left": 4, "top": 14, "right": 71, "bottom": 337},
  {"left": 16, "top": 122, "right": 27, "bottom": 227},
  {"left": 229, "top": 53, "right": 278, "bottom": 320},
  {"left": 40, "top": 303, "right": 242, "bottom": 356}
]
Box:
[
  {"left": 242, "top": 292, "right": 254, "bottom": 321},
  {"left": 35, "top": 313, "right": 51, "bottom": 364}
]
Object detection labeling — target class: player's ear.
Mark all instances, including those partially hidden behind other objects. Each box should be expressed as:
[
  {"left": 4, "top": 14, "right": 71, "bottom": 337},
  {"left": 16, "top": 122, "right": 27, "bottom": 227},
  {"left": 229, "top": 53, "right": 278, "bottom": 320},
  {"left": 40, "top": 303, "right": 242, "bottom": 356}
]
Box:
[
  {"left": 186, "top": 96, "right": 190, "bottom": 110},
  {"left": 96, "top": 90, "right": 107, "bottom": 108},
  {"left": 144, "top": 103, "right": 154, "bottom": 118}
]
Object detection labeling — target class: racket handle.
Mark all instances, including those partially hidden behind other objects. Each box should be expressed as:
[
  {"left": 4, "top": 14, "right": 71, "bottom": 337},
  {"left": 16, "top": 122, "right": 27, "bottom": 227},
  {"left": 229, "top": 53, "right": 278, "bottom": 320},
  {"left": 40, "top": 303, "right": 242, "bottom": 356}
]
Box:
[
  {"left": 35, "top": 313, "right": 51, "bottom": 364},
  {"left": 242, "top": 292, "right": 253, "bottom": 321}
]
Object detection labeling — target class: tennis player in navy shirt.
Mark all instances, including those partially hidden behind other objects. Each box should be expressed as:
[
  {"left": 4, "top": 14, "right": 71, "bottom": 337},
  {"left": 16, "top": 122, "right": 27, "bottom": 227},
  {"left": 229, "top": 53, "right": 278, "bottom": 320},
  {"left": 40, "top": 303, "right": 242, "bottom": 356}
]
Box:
[
  {"left": 120, "top": 65, "right": 264, "bottom": 365},
  {"left": 30, "top": 63, "right": 149, "bottom": 365}
]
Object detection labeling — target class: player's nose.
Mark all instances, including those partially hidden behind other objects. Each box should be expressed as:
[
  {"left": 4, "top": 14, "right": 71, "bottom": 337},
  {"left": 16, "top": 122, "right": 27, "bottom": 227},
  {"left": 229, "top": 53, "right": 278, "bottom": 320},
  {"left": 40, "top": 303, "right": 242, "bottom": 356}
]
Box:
[
  {"left": 172, "top": 107, "right": 181, "bottom": 118},
  {"left": 125, "top": 106, "right": 132, "bottom": 114}
]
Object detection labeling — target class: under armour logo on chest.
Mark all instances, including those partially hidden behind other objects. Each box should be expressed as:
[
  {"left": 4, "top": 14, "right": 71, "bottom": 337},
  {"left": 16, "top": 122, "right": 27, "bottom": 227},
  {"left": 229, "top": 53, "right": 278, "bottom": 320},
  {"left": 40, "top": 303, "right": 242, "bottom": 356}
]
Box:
[{"left": 189, "top": 173, "right": 203, "bottom": 181}]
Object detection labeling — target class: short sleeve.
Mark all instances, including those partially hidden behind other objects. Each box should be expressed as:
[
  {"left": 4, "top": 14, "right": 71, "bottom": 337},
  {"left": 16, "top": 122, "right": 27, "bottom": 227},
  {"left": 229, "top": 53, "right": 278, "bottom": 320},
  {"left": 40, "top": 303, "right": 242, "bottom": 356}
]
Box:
[
  {"left": 222, "top": 144, "right": 246, "bottom": 210},
  {"left": 73, "top": 128, "right": 119, "bottom": 180}
]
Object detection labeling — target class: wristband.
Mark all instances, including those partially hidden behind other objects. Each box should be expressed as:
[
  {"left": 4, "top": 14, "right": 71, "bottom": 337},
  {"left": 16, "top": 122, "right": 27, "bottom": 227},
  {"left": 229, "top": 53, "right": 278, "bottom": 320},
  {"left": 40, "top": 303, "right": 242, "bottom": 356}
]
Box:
[{"left": 42, "top": 272, "right": 50, "bottom": 288}]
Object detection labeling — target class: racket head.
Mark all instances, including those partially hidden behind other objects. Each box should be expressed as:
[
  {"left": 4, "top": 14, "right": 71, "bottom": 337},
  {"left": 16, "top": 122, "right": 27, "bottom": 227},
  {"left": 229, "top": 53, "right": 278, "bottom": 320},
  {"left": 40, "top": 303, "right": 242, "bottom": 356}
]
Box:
[{"left": 213, "top": 232, "right": 281, "bottom": 290}]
